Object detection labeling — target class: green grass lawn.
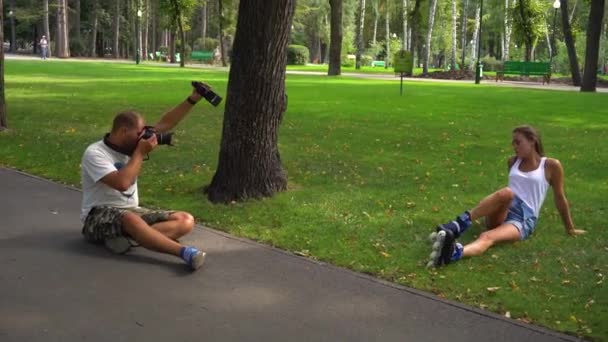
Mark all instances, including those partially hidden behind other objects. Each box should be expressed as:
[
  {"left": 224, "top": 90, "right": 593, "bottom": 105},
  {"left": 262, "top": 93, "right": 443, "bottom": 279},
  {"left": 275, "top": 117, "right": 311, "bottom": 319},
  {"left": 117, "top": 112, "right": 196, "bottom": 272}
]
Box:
[
  {"left": 1, "top": 60, "right": 607, "bottom": 340},
  {"left": 287, "top": 63, "right": 442, "bottom": 75}
]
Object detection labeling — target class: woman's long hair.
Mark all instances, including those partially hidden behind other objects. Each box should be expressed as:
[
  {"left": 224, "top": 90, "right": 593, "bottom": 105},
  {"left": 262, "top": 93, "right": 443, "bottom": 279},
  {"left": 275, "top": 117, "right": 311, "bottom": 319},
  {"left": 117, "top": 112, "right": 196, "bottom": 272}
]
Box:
[{"left": 513, "top": 125, "right": 544, "bottom": 156}]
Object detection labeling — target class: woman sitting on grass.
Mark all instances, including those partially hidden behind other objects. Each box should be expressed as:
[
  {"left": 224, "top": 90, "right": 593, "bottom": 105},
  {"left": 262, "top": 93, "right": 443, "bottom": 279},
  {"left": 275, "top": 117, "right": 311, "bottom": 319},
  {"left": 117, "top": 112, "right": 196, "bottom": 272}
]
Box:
[{"left": 428, "top": 125, "right": 586, "bottom": 268}]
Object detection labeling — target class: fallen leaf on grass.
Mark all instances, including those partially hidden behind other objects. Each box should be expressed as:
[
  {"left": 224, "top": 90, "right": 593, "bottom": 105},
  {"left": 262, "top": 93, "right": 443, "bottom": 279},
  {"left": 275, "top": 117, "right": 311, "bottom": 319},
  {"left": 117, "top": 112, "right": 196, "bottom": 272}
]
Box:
[{"left": 486, "top": 287, "right": 500, "bottom": 292}]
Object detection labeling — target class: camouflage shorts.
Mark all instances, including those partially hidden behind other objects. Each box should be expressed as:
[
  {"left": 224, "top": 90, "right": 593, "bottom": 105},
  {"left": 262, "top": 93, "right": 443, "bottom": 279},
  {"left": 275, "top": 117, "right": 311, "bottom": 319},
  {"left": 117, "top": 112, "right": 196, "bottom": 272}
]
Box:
[{"left": 81, "top": 206, "right": 173, "bottom": 243}]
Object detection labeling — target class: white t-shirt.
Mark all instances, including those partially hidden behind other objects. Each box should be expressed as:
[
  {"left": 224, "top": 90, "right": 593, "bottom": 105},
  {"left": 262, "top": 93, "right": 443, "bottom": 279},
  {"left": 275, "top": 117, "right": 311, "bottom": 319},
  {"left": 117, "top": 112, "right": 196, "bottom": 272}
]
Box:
[{"left": 80, "top": 140, "right": 139, "bottom": 222}]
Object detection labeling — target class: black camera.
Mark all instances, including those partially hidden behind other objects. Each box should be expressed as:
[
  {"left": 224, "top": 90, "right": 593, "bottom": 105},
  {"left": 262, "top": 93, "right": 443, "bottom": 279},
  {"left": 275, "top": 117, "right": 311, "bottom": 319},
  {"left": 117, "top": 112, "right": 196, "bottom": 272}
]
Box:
[
  {"left": 141, "top": 126, "right": 173, "bottom": 145},
  {"left": 192, "top": 81, "right": 222, "bottom": 106}
]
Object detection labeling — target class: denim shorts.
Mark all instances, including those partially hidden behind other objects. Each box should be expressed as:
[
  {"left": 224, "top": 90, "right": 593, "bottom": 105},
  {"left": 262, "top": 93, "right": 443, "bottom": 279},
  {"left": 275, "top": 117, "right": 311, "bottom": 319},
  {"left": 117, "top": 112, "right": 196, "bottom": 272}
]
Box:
[{"left": 504, "top": 195, "right": 537, "bottom": 240}]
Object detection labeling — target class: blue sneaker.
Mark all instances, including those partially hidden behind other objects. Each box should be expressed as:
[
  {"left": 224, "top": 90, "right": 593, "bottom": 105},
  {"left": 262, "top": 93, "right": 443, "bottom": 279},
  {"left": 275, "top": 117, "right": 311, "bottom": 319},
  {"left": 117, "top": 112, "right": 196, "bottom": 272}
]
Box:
[{"left": 180, "top": 247, "right": 206, "bottom": 270}]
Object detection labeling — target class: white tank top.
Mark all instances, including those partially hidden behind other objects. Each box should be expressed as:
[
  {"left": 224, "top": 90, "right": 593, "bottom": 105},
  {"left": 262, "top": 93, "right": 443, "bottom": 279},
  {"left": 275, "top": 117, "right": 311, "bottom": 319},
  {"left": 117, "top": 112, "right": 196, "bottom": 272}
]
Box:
[{"left": 508, "top": 157, "right": 550, "bottom": 217}]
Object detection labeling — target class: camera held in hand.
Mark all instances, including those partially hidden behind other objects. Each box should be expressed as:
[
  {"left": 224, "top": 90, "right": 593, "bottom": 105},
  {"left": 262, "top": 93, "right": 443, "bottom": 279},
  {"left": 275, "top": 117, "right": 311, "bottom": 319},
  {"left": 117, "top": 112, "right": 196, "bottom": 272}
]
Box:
[
  {"left": 192, "top": 81, "right": 222, "bottom": 106},
  {"left": 141, "top": 126, "right": 173, "bottom": 146}
]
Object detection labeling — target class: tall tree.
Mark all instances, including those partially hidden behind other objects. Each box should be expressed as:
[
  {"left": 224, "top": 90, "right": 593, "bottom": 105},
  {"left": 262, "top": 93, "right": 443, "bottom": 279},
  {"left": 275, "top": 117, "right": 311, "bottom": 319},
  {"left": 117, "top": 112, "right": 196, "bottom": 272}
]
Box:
[
  {"left": 89, "top": 0, "right": 98, "bottom": 57},
  {"left": 113, "top": 0, "right": 121, "bottom": 58},
  {"left": 471, "top": 3, "right": 480, "bottom": 67},
  {"left": 372, "top": 0, "right": 379, "bottom": 44},
  {"left": 423, "top": 0, "right": 438, "bottom": 74},
  {"left": 402, "top": 0, "right": 408, "bottom": 50},
  {"left": 355, "top": 0, "right": 365, "bottom": 69},
  {"left": 461, "top": 0, "right": 468, "bottom": 67},
  {"left": 218, "top": 0, "right": 227, "bottom": 66},
  {"left": 8, "top": 0, "right": 15, "bottom": 53},
  {"left": 328, "top": 0, "right": 342, "bottom": 75},
  {"left": 170, "top": 0, "right": 186, "bottom": 67},
  {"left": 56, "top": 0, "right": 69, "bottom": 58},
  {"left": 205, "top": 0, "right": 295, "bottom": 203},
  {"left": 561, "top": 0, "right": 581, "bottom": 85},
  {"left": 503, "top": 0, "right": 515, "bottom": 61},
  {"left": 43, "top": 0, "right": 52, "bottom": 57},
  {"left": 450, "top": 0, "right": 457, "bottom": 70},
  {"left": 581, "top": 0, "right": 605, "bottom": 92},
  {"left": 409, "top": 0, "right": 422, "bottom": 67},
  {"left": 0, "top": 0, "right": 7, "bottom": 130},
  {"left": 385, "top": 0, "right": 391, "bottom": 68}
]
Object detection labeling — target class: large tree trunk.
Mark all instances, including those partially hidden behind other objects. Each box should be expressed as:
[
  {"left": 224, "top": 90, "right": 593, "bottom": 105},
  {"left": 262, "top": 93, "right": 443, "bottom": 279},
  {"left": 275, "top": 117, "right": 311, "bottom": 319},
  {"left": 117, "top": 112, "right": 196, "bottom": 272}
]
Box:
[
  {"left": 355, "top": 0, "right": 366, "bottom": 69},
  {"left": 113, "top": 0, "right": 121, "bottom": 58},
  {"left": 561, "top": 0, "right": 581, "bottom": 85},
  {"left": 205, "top": 0, "right": 295, "bottom": 203},
  {"left": 56, "top": 0, "right": 69, "bottom": 58},
  {"left": 171, "top": 0, "right": 186, "bottom": 67},
  {"left": 470, "top": 4, "right": 480, "bottom": 68},
  {"left": 89, "top": 0, "right": 98, "bottom": 57},
  {"left": 503, "top": 0, "right": 515, "bottom": 61},
  {"left": 0, "top": 0, "right": 7, "bottom": 130},
  {"left": 385, "top": 0, "right": 390, "bottom": 68},
  {"left": 328, "top": 0, "right": 343, "bottom": 75},
  {"left": 43, "top": 0, "right": 52, "bottom": 57},
  {"left": 169, "top": 30, "right": 176, "bottom": 63},
  {"left": 580, "top": 0, "right": 605, "bottom": 92},
  {"left": 450, "top": 0, "right": 457, "bottom": 70}
]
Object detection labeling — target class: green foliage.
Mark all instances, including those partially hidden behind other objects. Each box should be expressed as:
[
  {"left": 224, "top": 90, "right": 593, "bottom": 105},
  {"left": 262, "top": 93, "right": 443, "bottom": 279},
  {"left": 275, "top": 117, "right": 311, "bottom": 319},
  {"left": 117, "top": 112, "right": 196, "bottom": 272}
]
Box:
[
  {"left": 69, "top": 38, "right": 87, "bottom": 57},
  {"left": 481, "top": 55, "right": 501, "bottom": 71},
  {"left": 287, "top": 45, "right": 310, "bottom": 65},
  {"left": 511, "top": 0, "right": 549, "bottom": 52},
  {"left": 194, "top": 37, "right": 220, "bottom": 51}
]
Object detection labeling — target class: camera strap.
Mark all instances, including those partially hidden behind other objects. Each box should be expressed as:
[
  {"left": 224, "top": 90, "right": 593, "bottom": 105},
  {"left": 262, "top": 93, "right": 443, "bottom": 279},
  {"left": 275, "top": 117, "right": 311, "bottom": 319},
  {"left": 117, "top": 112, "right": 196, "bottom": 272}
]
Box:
[{"left": 103, "top": 133, "right": 134, "bottom": 156}]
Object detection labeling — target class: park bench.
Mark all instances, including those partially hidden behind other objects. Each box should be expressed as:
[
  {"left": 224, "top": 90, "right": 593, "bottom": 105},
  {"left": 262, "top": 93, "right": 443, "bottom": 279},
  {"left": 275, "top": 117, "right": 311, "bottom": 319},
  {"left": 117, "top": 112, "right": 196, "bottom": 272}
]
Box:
[
  {"left": 496, "top": 61, "right": 551, "bottom": 84},
  {"left": 191, "top": 50, "right": 213, "bottom": 62},
  {"left": 372, "top": 60, "right": 385, "bottom": 67}
]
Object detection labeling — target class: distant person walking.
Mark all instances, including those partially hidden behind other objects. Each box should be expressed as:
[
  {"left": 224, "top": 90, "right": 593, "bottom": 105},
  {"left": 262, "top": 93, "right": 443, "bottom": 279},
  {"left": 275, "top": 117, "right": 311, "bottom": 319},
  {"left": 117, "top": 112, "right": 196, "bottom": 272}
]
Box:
[{"left": 39, "top": 35, "right": 48, "bottom": 60}]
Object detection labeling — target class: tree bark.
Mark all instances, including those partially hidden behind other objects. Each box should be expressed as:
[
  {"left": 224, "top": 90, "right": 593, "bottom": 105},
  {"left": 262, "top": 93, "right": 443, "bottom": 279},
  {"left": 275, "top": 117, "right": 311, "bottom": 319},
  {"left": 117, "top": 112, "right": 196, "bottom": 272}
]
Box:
[
  {"left": 385, "top": 0, "right": 390, "bottom": 68},
  {"left": 460, "top": 0, "right": 468, "bottom": 68},
  {"left": 205, "top": 0, "right": 295, "bottom": 203},
  {"left": 89, "top": 0, "right": 98, "bottom": 57},
  {"left": 372, "top": 3, "right": 378, "bottom": 45},
  {"left": 328, "top": 0, "right": 343, "bottom": 75},
  {"left": 0, "top": 0, "right": 7, "bottom": 129},
  {"left": 423, "top": 0, "right": 437, "bottom": 73},
  {"left": 561, "top": 0, "right": 581, "bottom": 86},
  {"left": 143, "top": 0, "right": 149, "bottom": 60},
  {"left": 56, "top": 0, "right": 69, "bottom": 58},
  {"left": 450, "top": 0, "right": 457, "bottom": 70},
  {"left": 403, "top": 0, "right": 408, "bottom": 50},
  {"left": 581, "top": 0, "right": 605, "bottom": 92},
  {"left": 409, "top": 0, "right": 422, "bottom": 68},
  {"left": 43, "top": 0, "right": 52, "bottom": 57},
  {"left": 169, "top": 30, "right": 176, "bottom": 63},
  {"left": 470, "top": 4, "right": 480, "bottom": 68},
  {"left": 355, "top": 0, "right": 366, "bottom": 69},
  {"left": 113, "top": 0, "right": 121, "bottom": 58}
]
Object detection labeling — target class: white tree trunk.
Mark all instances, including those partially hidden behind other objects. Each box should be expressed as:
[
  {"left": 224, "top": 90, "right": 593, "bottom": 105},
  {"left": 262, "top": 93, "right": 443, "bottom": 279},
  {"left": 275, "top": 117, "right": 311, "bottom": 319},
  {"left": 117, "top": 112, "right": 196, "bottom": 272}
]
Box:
[
  {"left": 470, "top": 4, "right": 480, "bottom": 69},
  {"left": 423, "top": 0, "right": 438, "bottom": 74},
  {"left": 450, "top": 0, "right": 457, "bottom": 70},
  {"left": 402, "top": 0, "right": 408, "bottom": 50},
  {"left": 372, "top": 3, "right": 378, "bottom": 45},
  {"left": 504, "top": 0, "right": 515, "bottom": 61},
  {"left": 385, "top": 0, "right": 390, "bottom": 67}
]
